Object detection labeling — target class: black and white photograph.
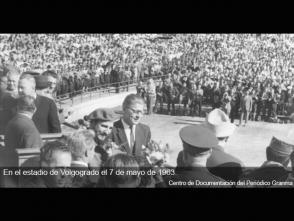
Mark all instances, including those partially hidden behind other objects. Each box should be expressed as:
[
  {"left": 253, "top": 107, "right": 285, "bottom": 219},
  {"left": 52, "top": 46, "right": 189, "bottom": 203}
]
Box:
[{"left": 0, "top": 33, "right": 294, "bottom": 188}]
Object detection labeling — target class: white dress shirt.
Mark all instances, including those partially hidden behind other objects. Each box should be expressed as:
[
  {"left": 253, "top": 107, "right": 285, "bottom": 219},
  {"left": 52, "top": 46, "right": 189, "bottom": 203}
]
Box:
[
  {"left": 121, "top": 118, "right": 136, "bottom": 148},
  {"left": 71, "top": 160, "right": 88, "bottom": 167}
]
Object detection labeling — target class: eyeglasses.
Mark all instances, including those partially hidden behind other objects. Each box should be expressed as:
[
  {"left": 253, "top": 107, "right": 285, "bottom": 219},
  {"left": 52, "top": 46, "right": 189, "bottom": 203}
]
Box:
[{"left": 127, "top": 107, "right": 144, "bottom": 115}]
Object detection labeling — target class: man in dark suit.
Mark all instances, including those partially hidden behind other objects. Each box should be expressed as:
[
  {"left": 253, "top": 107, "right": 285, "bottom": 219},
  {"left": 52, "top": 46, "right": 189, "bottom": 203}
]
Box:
[
  {"left": 4, "top": 95, "right": 43, "bottom": 150},
  {"left": 111, "top": 94, "right": 151, "bottom": 156},
  {"left": 239, "top": 89, "right": 252, "bottom": 127},
  {"left": 18, "top": 74, "right": 61, "bottom": 133}
]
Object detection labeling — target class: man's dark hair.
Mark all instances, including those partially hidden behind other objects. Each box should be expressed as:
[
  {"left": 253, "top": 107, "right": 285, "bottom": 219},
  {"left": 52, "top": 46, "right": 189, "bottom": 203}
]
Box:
[
  {"left": 17, "top": 95, "right": 36, "bottom": 113},
  {"left": 122, "top": 93, "right": 145, "bottom": 111},
  {"left": 40, "top": 141, "right": 71, "bottom": 166},
  {"left": 134, "top": 156, "right": 154, "bottom": 187},
  {"left": 42, "top": 70, "right": 58, "bottom": 79},
  {"left": 102, "top": 154, "right": 140, "bottom": 187}
]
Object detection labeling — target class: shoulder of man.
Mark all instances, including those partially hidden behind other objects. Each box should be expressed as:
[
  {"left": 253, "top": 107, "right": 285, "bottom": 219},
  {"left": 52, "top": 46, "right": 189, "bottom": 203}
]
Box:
[
  {"left": 207, "top": 148, "right": 244, "bottom": 168},
  {"left": 137, "top": 123, "right": 151, "bottom": 132},
  {"left": 112, "top": 119, "right": 124, "bottom": 130}
]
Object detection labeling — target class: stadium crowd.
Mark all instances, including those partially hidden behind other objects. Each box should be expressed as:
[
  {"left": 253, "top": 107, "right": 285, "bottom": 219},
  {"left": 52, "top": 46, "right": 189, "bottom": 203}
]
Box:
[{"left": 1, "top": 34, "right": 294, "bottom": 188}]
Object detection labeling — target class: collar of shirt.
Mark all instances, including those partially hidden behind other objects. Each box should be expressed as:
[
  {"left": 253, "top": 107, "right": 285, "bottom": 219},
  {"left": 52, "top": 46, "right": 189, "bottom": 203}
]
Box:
[
  {"left": 18, "top": 112, "right": 33, "bottom": 119},
  {"left": 71, "top": 160, "right": 88, "bottom": 167},
  {"left": 121, "top": 118, "right": 136, "bottom": 147}
]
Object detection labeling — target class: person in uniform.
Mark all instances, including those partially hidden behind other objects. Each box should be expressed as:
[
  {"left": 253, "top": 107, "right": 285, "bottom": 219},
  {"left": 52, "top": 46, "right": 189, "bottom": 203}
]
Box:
[
  {"left": 87, "top": 108, "right": 121, "bottom": 165},
  {"left": 239, "top": 136, "right": 293, "bottom": 187},
  {"left": 172, "top": 124, "right": 226, "bottom": 188}
]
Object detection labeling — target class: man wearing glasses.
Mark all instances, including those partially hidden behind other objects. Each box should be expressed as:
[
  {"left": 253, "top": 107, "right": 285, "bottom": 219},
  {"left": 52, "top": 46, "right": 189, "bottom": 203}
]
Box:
[{"left": 111, "top": 94, "right": 151, "bottom": 156}]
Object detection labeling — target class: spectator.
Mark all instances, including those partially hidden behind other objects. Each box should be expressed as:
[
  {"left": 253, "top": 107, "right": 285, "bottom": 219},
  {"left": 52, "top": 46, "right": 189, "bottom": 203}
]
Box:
[
  {"left": 154, "top": 80, "right": 164, "bottom": 113},
  {"left": 239, "top": 89, "right": 253, "bottom": 127},
  {"left": 145, "top": 78, "right": 156, "bottom": 115},
  {"left": 42, "top": 70, "right": 58, "bottom": 100},
  {"left": 136, "top": 81, "right": 146, "bottom": 99}
]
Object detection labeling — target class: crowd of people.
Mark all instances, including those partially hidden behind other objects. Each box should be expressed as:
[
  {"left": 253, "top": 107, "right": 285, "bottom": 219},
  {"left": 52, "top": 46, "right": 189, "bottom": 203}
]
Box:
[
  {"left": 133, "top": 34, "right": 294, "bottom": 123},
  {"left": 0, "top": 34, "right": 177, "bottom": 98},
  {"left": 1, "top": 34, "right": 294, "bottom": 122},
  {"left": 1, "top": 34, "right": 294, "bottom": 187}
]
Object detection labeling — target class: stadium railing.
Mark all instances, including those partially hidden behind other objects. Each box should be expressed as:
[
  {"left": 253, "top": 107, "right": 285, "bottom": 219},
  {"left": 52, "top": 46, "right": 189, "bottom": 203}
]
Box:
[{"left": 56, "top": 74, "right": 168, "bottom": 108}]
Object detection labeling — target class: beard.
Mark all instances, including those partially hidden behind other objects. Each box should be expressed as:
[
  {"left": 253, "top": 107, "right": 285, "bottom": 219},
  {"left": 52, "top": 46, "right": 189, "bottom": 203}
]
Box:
[{"left": 97, "top": 132, "right": 111, "bottom": 142}]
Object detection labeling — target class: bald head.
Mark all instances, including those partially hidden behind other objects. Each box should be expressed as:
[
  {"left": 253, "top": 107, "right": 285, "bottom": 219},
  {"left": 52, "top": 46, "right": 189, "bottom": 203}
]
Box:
[
  {"left": 18, "top": 74, "right": 36, "bottom": 97},
  {"left": 7, "top": 71, "right": 20, "bottom": 93}
]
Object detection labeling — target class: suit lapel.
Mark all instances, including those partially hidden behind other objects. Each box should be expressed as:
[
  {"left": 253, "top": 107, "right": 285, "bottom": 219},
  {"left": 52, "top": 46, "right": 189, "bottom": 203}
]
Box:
[
  {"left": 117, "top": 119, "right": 131, "bottom": 154},
  {"left": 34, "top": 95, "right": 41, "bottom": 108}
]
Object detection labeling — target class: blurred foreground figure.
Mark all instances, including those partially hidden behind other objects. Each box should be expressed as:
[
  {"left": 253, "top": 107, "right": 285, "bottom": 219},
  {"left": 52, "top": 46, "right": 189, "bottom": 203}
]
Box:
[
  {"left": 20, "top": 141, "right": 72, "bottom": 188},
  {"left": 101, "top": 154, "right": 141, "bottom": 188},
  {"left": 66, "top": 130, "right": 98, "bottom": 187}
]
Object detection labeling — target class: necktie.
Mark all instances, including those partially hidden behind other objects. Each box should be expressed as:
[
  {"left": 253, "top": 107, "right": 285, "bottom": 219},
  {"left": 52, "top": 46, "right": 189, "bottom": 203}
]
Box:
[{"left": 130, "top": 125, "right": 135, "bottom": 154}]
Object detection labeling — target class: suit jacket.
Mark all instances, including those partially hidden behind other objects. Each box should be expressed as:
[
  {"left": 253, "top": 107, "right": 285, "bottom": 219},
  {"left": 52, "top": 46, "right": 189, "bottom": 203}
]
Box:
[
  {"left": 207, "top": 147, "right": 244, "bottom": 182},
  {"left": 4, "top": 114, "right": 43, "bottom": 150},
  {"left": 33, "top": 95, "right": 61, "bottom": 133},
  {"left": 172, "top": 167, "right": 226, "bottom": 188},
  {"left": 240, "top": 95, "right": 253, "bottom": 112},
  {"left": 111, "top": 119, "right": 151, "bottom": 156},
  {"left": 0, "top": 92, "right": 17, "bottom": 134},
  {"left": 177, "top": 148, "right": 244, "bottom": 182}
]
